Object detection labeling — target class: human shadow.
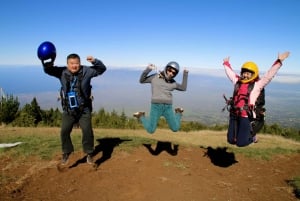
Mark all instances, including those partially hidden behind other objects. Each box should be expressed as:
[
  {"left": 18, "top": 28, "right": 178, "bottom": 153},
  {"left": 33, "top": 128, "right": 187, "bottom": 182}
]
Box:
[
  {"left": 93, "top": 137, "right": 131, "bottom": 169},
  {"left": 69, "top": 155, "right": 89, "bottom": 169},
  {"left": 143, "top": 141, "right": 179, "bottom": 156},
  {"left": 201, "top": 146, "right": 238, "bottom": 168},
  {"left": 286, "top": 179, "right": 300, "bottom": 199},
  {"left": 69, "top": 137, "right": 131, "bottom": 169}
]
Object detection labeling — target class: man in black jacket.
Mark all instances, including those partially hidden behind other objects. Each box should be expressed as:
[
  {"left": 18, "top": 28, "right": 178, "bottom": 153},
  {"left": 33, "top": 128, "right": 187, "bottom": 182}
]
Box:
[{"left": 43, "top": 53, "right": 106, "bottom": 165}]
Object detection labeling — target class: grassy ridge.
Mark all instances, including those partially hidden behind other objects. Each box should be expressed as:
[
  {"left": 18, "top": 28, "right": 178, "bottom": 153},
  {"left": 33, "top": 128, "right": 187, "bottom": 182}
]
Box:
[{"left": 1, "top": 127, "right": 300, "bottom": 160}]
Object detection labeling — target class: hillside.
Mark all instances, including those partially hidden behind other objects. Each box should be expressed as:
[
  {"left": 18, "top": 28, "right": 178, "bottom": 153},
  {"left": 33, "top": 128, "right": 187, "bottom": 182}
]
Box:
[{"left": 1, "top": 127, "right": 300, "bottom": 200}]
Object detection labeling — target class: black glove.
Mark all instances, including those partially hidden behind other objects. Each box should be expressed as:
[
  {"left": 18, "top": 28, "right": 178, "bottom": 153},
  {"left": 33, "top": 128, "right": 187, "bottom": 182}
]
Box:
[{"left": 43, "top": 61, "right": 54, "bottom": 68}]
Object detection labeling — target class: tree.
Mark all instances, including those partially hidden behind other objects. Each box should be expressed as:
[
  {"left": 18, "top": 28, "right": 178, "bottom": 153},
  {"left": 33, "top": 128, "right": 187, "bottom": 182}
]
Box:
[
  {"left": 12, "top": 111, "right": 35, "bottom": 127},
  {"left": 92, "top": 108, "right": 109, "bottom": 128},
  {"left": 40, "top": 108, "right": 62, "bottom": 127},
  {"left": 11, "top": 97, "right": 44, "bottom": 127},
  {"left": 29, "top": 97, "right": 43, "bottom": 125},
  {"left": 0, "top": 95, "right": 20, "bottom": 124},
  {"left": 120, "top": 110, "right": 127, "bottom": 128}
]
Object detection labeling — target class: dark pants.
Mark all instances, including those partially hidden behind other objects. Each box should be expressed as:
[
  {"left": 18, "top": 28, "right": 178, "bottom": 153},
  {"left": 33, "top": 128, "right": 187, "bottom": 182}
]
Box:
[
  {"left": 227, "top": 114, "right": 254, "bottom": 147},
  {"left": 60, "top": 108, "right": 94, "bottom": 154}
]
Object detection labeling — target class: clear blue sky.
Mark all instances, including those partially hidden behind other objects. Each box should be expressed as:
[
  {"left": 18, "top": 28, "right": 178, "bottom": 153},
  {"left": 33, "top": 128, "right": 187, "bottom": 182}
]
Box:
[{"left": 0, "top": 0, "right": 299, "bottom": 73}]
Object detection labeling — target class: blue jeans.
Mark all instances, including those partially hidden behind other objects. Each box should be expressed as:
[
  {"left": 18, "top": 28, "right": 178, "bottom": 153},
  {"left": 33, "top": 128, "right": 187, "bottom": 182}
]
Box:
[
  {"left": 227, "top": 114, "right": 254, "bottom": 147},
  {"left": 140, "top": 103, "right": 182, "bottom": 134}
]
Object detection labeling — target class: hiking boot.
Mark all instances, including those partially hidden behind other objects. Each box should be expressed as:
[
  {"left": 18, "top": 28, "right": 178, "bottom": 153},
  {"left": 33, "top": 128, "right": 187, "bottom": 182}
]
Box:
[
  {"left": 133, "top": 111, "right": 145, "bottom": 119},
  {"left": 61, "top": 152, "right": 71, "bottom": 165},
  {"left": 86, "top": 154, "right": 94, "bottom": 164},
  {"left": 175, "top": 108, "right": 184, "bottom": 114}
]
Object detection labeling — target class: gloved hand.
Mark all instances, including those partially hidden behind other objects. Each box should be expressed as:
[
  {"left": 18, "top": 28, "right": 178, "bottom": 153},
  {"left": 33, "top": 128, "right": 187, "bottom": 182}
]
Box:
[{"left": 43, "top": 61, "right": 54, "bottom": 68}]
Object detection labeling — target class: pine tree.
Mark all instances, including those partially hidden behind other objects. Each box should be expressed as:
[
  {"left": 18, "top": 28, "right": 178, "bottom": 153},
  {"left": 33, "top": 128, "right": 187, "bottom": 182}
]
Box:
[
  {"left": 30, "top": 97, "right": 43, "bottom": 125},
  {"left": 0, "top": 95, "right": 20, "bottom": 124}
]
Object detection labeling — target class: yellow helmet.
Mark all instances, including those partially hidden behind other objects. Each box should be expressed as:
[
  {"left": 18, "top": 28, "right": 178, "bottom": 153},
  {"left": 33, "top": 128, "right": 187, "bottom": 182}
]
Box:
[{"left": 240, "top": 61, "right": 259, "bottom": 83}]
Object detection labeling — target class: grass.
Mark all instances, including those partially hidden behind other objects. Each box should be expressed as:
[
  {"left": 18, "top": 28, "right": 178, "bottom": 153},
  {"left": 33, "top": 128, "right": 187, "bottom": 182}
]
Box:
[
  {"left": 0, "top": 130, "right": 61, "bottom": 160},
  {"left": 1, "top": 127, "right": 300, "bottom": 160}
]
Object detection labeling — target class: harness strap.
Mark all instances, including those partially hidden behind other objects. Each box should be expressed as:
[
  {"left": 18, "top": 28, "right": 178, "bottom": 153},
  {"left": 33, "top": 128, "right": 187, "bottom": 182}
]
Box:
[
  {"left": 70, "top": 76, "right": 77, "bottom": 91},
  {"left": 60, "top": 72, "right": 93, "bottom": 114},
  {"left": 223, "top": 81, "right": 266, "bottom": 137},
  {"left": 233, "top": 115, "right": 238, "bottom": 143}
]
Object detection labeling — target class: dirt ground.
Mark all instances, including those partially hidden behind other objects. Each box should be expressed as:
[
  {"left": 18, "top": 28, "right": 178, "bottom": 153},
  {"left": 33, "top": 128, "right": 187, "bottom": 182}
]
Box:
[{"left": 1, "top": 140, "right": 300, "bottom": 201}]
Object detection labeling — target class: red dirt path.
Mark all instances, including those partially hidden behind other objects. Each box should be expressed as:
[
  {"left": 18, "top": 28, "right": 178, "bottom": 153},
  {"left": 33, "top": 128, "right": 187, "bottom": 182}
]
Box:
[{"left": 1, "top": 143, "right": 300, "bottom": 201}]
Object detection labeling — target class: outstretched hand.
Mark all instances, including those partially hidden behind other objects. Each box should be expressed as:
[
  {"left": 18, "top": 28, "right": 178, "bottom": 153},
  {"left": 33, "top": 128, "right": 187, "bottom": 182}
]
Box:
[
  {"left": 278, "top": 51, "right": 290, "bottom": 62},
  {"left": 223, "top": 56, "right": 230, "bottom": 63},
  {"left": 147, "top": 63, "right": 156, "bottom": 70},
  {"left": 87, "top": 56, "right": 95, "bottom": 63}
]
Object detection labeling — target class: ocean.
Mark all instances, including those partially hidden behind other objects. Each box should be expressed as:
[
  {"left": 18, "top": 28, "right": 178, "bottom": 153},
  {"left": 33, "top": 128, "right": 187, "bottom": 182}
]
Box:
[{"left": 0, "top": 66, "right": 299, "bottom": 128}]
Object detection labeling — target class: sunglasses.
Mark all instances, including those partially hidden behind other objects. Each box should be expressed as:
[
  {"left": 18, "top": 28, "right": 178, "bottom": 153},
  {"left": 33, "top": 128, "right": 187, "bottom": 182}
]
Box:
[{"left": 167, "top": 68, "right": 177, "bottom": 75}]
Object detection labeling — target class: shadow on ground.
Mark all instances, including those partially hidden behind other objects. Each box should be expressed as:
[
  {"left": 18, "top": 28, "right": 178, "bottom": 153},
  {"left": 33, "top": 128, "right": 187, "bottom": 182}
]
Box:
[
  {"left": 143, "top": 141, "right": 179, "bottom": 156},
  {"left": 201, "top": 146, "right": 238, "bottom": 167},
  {"left": 286, "top": 179, "right": 300, "bottom": 199},
  {"left": 69, "top": 137, "right": 131, "bottom": 169}
]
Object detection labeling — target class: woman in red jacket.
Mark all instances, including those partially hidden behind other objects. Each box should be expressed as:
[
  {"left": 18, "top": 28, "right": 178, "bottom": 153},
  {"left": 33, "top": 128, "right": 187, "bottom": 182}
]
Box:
[{"left": 223, "top": 51, "right": 290, "bottom": 147}]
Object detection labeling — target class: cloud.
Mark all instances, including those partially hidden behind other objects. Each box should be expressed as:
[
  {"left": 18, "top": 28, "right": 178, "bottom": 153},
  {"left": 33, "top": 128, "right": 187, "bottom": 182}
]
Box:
[
  {"left": 272, "top": 74, "right": 300, "bottom": 84},
  {"left": 188, "top": 67, "right": 300, "bottom": 84},
  {"left": 189, "top": 67, "right": 227, "bottom": 78}
]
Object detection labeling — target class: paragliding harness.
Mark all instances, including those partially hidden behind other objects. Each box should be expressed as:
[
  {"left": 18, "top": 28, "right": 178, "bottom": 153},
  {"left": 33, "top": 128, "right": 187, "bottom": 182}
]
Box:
[
  {"left": 222, "top": 82, "right": 266, "bottom": 136},
  {"left": 60, "top": 72, "right": 92, "bottom": 116}
]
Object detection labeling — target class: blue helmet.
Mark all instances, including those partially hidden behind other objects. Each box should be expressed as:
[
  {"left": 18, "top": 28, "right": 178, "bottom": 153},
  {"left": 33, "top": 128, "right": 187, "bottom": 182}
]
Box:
[{"left": 37, "top": 41, "right": 56, "bottom": 62}]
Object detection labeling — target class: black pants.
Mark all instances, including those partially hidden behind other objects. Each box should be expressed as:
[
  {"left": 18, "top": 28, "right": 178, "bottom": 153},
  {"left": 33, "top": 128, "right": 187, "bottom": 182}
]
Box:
[{"left": 60, "top": 108, "right": 94, "bottom": 154}]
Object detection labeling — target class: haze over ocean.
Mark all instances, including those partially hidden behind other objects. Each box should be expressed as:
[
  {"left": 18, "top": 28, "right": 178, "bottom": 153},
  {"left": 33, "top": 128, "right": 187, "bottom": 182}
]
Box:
[
  {"left": 1, "top": 1, "right": 299, "bottom": 130},
  {"left": 0, "top": 66, "right": 299, "bottom": 128}
]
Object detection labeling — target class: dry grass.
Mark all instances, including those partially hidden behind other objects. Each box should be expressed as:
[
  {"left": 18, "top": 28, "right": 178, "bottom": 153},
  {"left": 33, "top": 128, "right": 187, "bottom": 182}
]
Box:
[{"left": 1, "top": 127, "right": 300, "bottom": 156}]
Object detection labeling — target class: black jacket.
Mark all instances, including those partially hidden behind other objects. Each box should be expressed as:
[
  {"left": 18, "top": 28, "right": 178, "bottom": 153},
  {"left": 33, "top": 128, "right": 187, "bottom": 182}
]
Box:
[{"left": 43, "top": 59, "right": 106, "bottom": 111}]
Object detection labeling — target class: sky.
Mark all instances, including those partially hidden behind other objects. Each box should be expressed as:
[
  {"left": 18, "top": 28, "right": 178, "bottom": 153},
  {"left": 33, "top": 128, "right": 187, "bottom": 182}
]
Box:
[{"left": 0, "top": 0, "right": 300, "bottom": 74}]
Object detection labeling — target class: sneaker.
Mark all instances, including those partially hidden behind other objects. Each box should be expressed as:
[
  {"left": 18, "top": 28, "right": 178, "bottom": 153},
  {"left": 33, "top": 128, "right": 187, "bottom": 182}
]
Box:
[
  {"left": 253, "top": 135, "right": 258, "bottom": 143},
  {"left": 61, "top": 152, "right": 71, "bottom": 165},
  {"left": 133, "top": 111, "right": 145, "bottom": 119},
  {"left": 175, "top": 108, "right": 184, "bottom": 114},
  {"left": 86, "top": 154, "right": 94, "bottom": 164}
]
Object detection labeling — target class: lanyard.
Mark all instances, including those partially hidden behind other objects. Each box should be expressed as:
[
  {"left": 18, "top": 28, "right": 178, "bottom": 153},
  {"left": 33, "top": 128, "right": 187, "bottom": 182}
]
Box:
[{"left": 70, "top": 76, "right": 77, "bottom": 91}]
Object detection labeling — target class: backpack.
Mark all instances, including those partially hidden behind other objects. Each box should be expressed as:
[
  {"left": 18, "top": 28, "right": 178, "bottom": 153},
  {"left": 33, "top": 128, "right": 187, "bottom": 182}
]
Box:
[{"left": 223, "top": 82, "right": 266, "bottom": 135}]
